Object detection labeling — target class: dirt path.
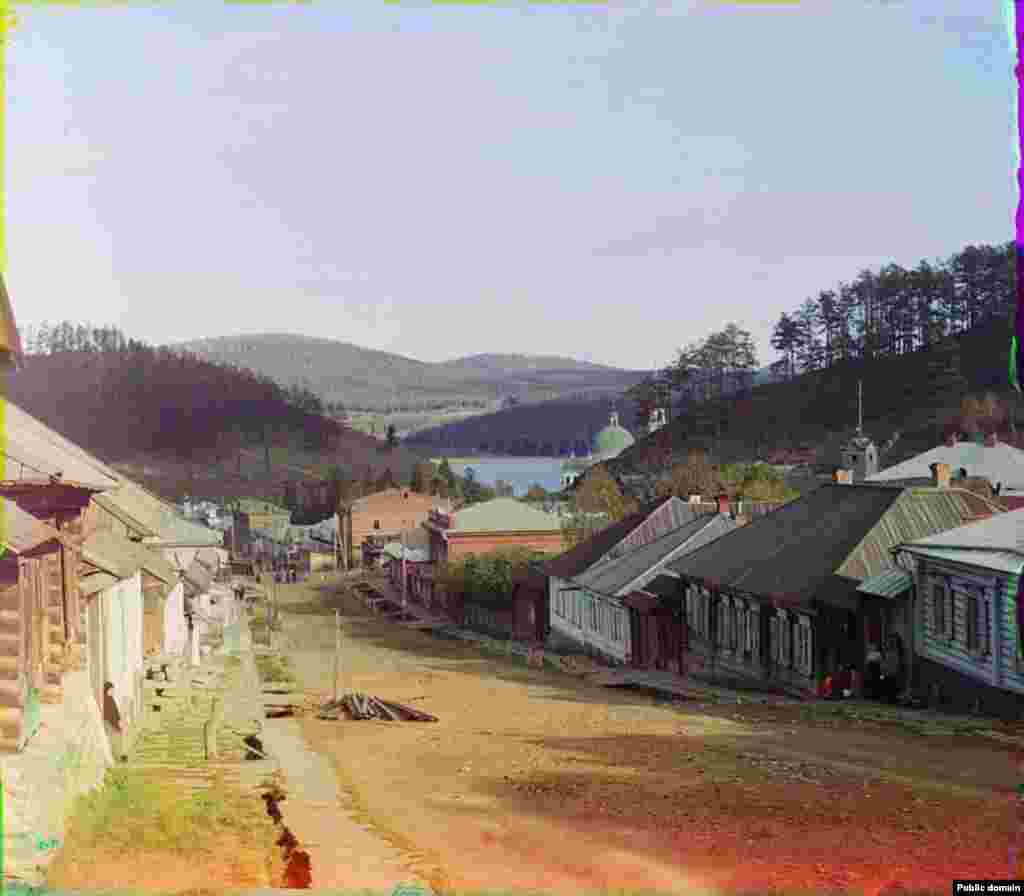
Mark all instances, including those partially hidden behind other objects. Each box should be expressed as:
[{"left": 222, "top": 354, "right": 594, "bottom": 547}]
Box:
[{"left": 277, "top": 574, "right": 1021, "bottom": 896}]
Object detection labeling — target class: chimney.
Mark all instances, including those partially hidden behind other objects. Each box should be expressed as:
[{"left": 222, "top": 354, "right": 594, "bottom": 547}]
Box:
[
  {"left": 930, "top": 462, "right": 951, "bottom": 489},
  {"left": 833, "top": 469, "right": 853, "bottom": 485},
  {"left": 985, "top": 432, "right": 999, "bottom": 447},
  {"left": 716, "top": 493, "right": 730, "bottom": 515}
]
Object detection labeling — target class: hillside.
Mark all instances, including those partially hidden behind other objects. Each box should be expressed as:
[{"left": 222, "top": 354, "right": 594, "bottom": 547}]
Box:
[
  {"left": 403, "top": 394, "right": 641, "bottom": 457},
  {"left": 605, "top": 316, "right": 1022, "bottom": 480},
  {"left": 175, "top": 334, "right": 648, "bottom": 411},
  {"left": 439, "top": 353, "right": 621, "bottom": 374},
  {"left": 5, "top": 349, "right": 427, "bottom": 505}
]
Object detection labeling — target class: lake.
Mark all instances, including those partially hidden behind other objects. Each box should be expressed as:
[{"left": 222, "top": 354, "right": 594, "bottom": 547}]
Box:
[{"left": 442, "top": 457, "right": 564, "bottom": 496}]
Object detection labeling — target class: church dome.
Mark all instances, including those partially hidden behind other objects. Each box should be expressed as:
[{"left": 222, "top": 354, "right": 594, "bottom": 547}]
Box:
[{"left": 593, "top": 412, "right": 635, "bottom": 459}]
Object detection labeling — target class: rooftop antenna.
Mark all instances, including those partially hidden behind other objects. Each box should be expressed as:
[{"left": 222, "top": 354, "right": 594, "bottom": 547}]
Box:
[{"left": 857, "top": 379, "right": 863, "bottom": 435}]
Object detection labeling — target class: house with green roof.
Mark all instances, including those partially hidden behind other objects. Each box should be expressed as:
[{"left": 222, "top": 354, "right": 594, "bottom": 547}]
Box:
[
  {"left": 894, "top": 508, "right": 1024, "bottom": 718},
  {"left": 422, "top": 498, "right": 563, "bottom": 566}
]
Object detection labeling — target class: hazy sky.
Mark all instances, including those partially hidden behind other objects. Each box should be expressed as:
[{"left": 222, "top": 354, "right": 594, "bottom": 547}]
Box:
[{"left": 8, "top": 1, "right": 1013, "bottom": 371}]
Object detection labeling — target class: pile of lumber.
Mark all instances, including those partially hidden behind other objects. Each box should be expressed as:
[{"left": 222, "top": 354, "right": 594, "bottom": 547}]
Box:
[{"left": 318, "top": 692, "right": 438, "bottom": 722}]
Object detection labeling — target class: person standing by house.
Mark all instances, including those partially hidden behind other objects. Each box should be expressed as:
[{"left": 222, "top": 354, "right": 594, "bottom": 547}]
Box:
[
  {"left": 865, "top": 643, "right": 883, "bottom": 700},
  {"left": 103, "top": 682, "right": 125, "bottom": 762},
  {"left": 881, "top": 634, "right": 904, "bottom": 703}
]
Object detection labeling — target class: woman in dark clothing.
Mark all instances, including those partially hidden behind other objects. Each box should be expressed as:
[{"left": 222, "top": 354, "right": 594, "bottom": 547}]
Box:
[
  {"left": 864, "top": 644, "right": 883, "bottom": 700},
  {"left": 103, "top": 682, "right": 125, "bottom": 761},
  {"left": 881, "top": 635, "right": 904, "bottom": 703}
]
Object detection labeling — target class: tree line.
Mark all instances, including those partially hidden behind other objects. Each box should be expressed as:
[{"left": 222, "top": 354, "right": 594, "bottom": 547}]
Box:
[
  {"left": 16, "top": 320, "right": 345, "bottom": 464},
  {"left": 628, "top": 241, "right": 1016, "bottom": 430}
]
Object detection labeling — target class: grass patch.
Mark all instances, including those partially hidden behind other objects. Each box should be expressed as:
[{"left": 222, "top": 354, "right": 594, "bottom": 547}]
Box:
[
  {"left": 255, "top": 652, "right": 295, "bottom": 685},
  {"left": 59, "top": 767, "right": 271, "bottom": 854}
]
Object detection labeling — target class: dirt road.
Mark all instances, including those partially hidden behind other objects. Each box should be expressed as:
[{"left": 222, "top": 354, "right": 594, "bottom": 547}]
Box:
[{"left": 275, "top": 574, "right": 1021, "bottom": 896}]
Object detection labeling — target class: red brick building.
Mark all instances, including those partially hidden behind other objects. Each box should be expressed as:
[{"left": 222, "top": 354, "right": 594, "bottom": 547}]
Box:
[{"left": 422, "top": 498, "right": 563, "bottom": 566}]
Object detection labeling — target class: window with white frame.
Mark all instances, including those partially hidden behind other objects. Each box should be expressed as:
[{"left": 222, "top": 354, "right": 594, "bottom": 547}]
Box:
[
  {"left": 776, "top": 611, "right": 790, "bottom": 667},
  {"left": 963, "top": 588, "right": 991, "bottom": 656},
  {"left": 795, "top": 616, "right": 813, "bottom": 675},
  {"left": 930, "top": 579, "right": 953, "bottom": 641}
]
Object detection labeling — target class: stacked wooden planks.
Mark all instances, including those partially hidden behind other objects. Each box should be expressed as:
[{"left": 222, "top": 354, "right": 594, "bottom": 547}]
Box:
[{"left": 318, "top": 692, "right": 437, "bottom": 722}]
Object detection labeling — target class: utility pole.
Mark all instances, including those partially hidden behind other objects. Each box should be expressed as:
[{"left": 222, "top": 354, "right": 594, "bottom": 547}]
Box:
[
  {"left": 333, "top": 608, "right": 341, "bottom": 702},
  {"left": 401, "top": 529, "right": 407, "bottom": 614}
]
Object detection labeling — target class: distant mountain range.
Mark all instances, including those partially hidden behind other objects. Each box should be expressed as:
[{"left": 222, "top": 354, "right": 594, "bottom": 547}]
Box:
[{"left": 174, "top": 335, "right": 649, "bottom": 411}]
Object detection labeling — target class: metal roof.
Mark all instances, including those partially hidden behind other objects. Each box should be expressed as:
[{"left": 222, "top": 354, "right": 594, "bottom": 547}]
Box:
[
  {"left": 448, "top": 498, "right": 561, "bottom": 534},
  {"left": 902, "top": 547, "right": 1024, "bottom": 576},
  {"left": 869, "top": 441, "right": 1024, "bottom": 491},
  {"left": 667, "top": 483, "right": 997, "bottom": 607},
  {"left": 0, "top": 497, "right": 63, "bottom": 553},
  {"left": 571, "top": 514, "right": 736, "bottom": 597},
  {"left": 856, "top": 568, "right": 913, "bottom": 598},
  {"left": 836, "top": 486, "right": 1006, "bottom": 581},
  {"left": 542, "top": 498, "right": 673, "bottom": 579},
  {"left": 898, "top": 507, "right": 1024, "bottom": 553},
  {"left": 0, "top": 399, "right": 120, "bottom": 491}
]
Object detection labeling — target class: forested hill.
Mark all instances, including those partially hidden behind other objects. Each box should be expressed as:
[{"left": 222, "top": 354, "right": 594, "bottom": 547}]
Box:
[
  {"left": 609, "top": 314, "right": 1019, "bottom": 479},
  {"left": 6, "top": 325, "right": 426, "bottom": 502},
  {"left": 173, "top": 334, "right": 648, "bottom": 411},
  {"left": 402, "top": 394, "right": 640, "bottom": 457},
  {"left": 407, "top": 240, "right": 1019, "bottom": 464}
]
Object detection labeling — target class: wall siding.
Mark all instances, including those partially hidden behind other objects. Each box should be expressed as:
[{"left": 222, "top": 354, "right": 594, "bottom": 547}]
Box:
[
  {"left": 999, "top": 571, "right": 1024, "bottom": 694},
  {"left": 548, "top": 577, "right": 629, "bottom": 663},
  {"left": 683, "top": 583, "right": 818, "bottom": 693},
  {"left": 917, "top": 559, "right": 999, "bottom": 689}
]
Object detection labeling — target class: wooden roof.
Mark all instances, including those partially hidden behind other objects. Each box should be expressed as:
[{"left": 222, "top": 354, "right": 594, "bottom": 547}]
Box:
[
  {"left": 0, "top": 274, "right": 23, "bottom": 368},
  {"left": 0, "top": 496, "right": 63, "bottom": 553},
  {"left": 0, "top": 399, "right": 120, "bottom": 490}
]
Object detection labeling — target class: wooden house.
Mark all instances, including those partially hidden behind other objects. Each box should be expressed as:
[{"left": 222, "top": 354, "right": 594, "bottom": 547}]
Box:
[
  {"left": 543, "top": 498, "right": 711, "bottom": 662},
  {"left": 0, "top": 499, "right": 70, "bottom": 751},
  {"left": 81, "top": 529, "right": 179, "bottom": 679},
  {"left": 666, "top": 475, "right": 1005, "bottom": 696},
  {"left": 553, "top": 509, "right": 736, "bottom": 665},
  {"left": 92, "top": 480, "right": 224, "bottom": 572},
  {"left": 894, "top": 509, "right": 1024, "bottom": 718}
]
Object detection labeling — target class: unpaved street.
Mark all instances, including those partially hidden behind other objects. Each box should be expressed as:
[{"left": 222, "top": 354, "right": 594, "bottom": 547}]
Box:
[{"left": 274, "top": 574, "right": 1021, "bottom": 896}]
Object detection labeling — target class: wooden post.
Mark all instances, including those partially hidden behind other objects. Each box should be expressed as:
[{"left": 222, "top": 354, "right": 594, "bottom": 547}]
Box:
[
  {"left": 205, "top": 696, "right": 223, "bottom": 760},
  {"left": 333, "top": 609, "right": 340, "bottom": 702}
]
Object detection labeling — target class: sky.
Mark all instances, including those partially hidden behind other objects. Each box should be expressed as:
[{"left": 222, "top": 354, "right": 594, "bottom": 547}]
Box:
[{"left": 6, "top": 0, "right": 1015, "bottom": 372}]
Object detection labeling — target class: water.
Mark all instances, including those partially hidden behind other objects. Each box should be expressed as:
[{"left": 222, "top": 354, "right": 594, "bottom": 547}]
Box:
[{"left": 444, "top": 457, "right": 564, "bottom": 496}]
